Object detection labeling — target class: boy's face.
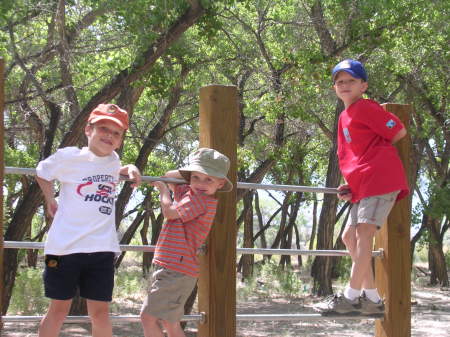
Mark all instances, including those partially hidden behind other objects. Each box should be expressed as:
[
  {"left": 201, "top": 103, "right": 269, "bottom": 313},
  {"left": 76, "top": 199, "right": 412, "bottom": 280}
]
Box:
[
  {"left": 189, "top": 171, "right": 225, "bottom": 196},
  {"left": 85, "top": 120, "right": 125, "bottom": 157},
  {"left": 333, "top": 71, "right": 368, "bottom": 107}
]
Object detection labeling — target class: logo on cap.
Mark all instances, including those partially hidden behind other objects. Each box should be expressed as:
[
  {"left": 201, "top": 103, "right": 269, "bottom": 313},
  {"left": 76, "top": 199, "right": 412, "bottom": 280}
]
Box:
[
  {"left": 107, "top": 105, "right": 117, "bottom": 114},
  {"left": 340, "top": 60, "right": 351, "bottom": 69}
]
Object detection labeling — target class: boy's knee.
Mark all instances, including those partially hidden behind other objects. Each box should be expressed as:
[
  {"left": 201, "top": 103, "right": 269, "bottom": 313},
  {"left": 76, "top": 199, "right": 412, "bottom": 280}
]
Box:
[
  {"left": 161, "top": 320, "right": 183, "bottom": 334},
  {"left": 140, "top": 311, "right": 158, "bottom": 325},
  {"left": 356, "top": 223, "right": 377, "bottom": 239},
  {"left": 89, "top": 309, "right": 109, "bottom": 323},
  {"left": 342, "top": 226, "right": 355, "bottom": 245}
]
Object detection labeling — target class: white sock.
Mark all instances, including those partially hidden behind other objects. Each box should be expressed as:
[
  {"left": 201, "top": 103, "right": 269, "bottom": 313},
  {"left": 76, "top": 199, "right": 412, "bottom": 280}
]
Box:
[
  {"left": 363, "top": 288, "right": 381, "bottom": 303},
  {"left": 344, "top": 286, "right": 360, "bottom": 301}
]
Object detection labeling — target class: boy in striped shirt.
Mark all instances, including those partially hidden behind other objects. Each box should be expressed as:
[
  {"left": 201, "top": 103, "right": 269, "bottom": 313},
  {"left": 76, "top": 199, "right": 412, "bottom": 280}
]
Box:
[{"left": 140, "top": 148, "right": 232, "bottom": 337}]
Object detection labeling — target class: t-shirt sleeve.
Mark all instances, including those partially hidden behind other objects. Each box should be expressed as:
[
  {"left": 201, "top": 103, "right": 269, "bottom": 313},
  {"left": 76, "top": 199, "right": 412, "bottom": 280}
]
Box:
[
  {"left": 358, "top": 101, "right": 404, "bottom": 141},
  {"left": 36, "top": 147, "right": 82, "bottom": 181},
  {"left": 175, "top": 189, "right": 207, "bottom": 223},
  {"left": 36, "top": 150, "right": 64, "bottom": 181}
]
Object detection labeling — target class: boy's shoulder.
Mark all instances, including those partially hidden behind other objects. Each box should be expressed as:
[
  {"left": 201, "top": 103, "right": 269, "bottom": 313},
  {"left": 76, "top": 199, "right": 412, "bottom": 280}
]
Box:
[
  {"left": 56, "top": 146, "right": 82, "bottom": 156},
  {"left": 355, "top": 98, "right": 382, "bottom": 109},
  {"left": 349, "top": 98, "right": 385, "bottom": 116},
  {"left": 42, "top": 146, "right": 80, "bottom": 161}
]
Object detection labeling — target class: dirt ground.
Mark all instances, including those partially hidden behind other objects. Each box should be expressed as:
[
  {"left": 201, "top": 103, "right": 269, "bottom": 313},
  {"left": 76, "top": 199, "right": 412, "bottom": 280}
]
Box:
[{"left": 2, "top": 285, "right": 450, "bottom": 337}]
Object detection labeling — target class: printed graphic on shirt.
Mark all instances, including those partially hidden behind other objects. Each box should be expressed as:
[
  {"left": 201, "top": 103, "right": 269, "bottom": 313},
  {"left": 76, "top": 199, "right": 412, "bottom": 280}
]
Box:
[
  {"left": 76, "top": 175, "right": 116, "bottom": 215},
  {"left": 386, "top": 119, "right": 396, "bottom": 129},
  {"left": 343, "top": 128, "right": 352, "bottom": 143}
]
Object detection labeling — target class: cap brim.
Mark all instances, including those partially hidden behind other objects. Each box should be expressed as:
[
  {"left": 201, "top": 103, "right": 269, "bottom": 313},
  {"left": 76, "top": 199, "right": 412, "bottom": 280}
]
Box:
[
  {"left": 89, "top": 116, "right": 127, "bottom": 130},
  {"left": 333, "top": 69, "right": 364, "bottom": 82}
]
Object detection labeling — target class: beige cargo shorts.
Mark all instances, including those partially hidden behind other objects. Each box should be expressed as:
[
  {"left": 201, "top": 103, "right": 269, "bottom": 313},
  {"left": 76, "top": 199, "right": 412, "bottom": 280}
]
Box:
[
  {"left": 141, "top": 265, "right": 197, "bottom": 323},
  {"left": 350, "top": 191, "right": 400, "bottom": 228}
]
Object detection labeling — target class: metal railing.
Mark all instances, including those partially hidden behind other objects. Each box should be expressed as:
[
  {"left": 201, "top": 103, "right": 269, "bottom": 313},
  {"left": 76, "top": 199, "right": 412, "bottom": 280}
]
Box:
[
  {"left": 4, "top": 241, "right": 383, "bottom": 258},
  {"left": 4, "top": 166, "right": 340, "bottom": 194}
]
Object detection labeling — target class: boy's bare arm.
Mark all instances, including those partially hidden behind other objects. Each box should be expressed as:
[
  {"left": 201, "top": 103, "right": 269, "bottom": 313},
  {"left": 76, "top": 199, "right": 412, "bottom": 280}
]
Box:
[
  {"left": 392, "top": 127, "right": 407, "bottom": 144},
  {"left": 152, "top": 181, "right": 179, "bottom": 220},
  {"left": 162, "top": 169, "right": 184, "bottom": 193},
  {"left": 36, "top": 176, "right": 58, "bottom": 217}
]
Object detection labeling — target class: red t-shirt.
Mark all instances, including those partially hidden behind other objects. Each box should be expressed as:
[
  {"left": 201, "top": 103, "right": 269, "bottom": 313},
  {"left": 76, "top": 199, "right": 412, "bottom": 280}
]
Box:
[
  {"left": 337, "top": 99, "right": 409, "bottom": 203},
  {"left": 153, "top": 184, "right": 218, "bottom": 278}
]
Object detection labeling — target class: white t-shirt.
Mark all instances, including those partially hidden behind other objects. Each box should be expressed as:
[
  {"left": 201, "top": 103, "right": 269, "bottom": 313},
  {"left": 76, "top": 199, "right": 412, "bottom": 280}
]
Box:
[{"left": 36, "top": 147, "right": 121, "bottom": 255}]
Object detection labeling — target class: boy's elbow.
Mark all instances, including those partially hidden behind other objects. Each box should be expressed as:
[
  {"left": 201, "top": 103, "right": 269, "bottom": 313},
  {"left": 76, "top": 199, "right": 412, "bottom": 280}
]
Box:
[{"left": 392, "top": 127, "right": 407, "bottom": 144}]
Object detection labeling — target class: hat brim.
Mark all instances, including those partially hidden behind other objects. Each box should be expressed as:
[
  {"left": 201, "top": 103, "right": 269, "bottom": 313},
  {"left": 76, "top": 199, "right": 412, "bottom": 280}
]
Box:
[
  {"left": 89, "top": 116, "right": 128, "bottom": 130},
  {"left": 332, "top": 69, "right": 365, "bottom": 82},
  {"left": 179, "top": 168, "right": 233, "bottom": 193}
]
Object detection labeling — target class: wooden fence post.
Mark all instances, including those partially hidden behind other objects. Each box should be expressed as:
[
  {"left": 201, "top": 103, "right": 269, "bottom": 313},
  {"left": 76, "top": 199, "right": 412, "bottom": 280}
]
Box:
[
  {"left": 197, "top": 85, "right": 238, "bottom": 337},
  {"left": 375, "top": 103, "right": 412, "bottom": 337},
  {"left": 0, "top": 57, "right": 5, "bottom": 327}
]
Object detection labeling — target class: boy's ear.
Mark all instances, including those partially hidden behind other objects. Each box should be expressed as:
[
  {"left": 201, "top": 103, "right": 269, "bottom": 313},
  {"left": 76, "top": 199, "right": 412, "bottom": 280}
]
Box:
[
  {"left": 362, "top": 81, "right": 368, "bottom": 92},
  {"left": 218, "top": 178, "right": 226, "bottom": 189},
  {"left": 84, "top": 124, "right": 93, "bottom": 136}
]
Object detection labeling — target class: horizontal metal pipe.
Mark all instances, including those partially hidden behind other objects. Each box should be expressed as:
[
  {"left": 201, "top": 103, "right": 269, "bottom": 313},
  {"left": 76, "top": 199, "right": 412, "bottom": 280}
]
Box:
[
  {"left": 235, "top": 313, "right": 381, "bottom": 321},
  {"left": 4, "top": 167, "right": 339, "bottom": 193},
  {"left": 4, "top": 167, "right": 184, "bottom": 185},
  {"left": 236, "top": 182, "right": 338, "bottom": 194},
  {"left": 1, "top": 314, "right": 202, "bottom": 323},
  {"left": 3, "top": 241, "right": 383, "bottom": 257},
  {"left": 1, "top": 313, "right": 379, "bottom": 323}
]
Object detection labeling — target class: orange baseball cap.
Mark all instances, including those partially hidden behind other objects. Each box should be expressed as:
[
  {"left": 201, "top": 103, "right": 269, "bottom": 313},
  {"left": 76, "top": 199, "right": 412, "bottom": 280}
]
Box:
[{"left": 88, "top": 104, "right": 129, "bottom": 130}]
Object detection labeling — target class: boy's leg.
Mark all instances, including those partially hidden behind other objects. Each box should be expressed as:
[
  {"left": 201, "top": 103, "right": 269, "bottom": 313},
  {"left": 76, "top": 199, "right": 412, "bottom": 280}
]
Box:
[
  {"left": 87, "top": 299, "right": 112, "bottom": 337},
  {"left": 162, "top": 320, "right": 186, "bottom": 337},
  {"left": 349, "top": 223, "right": 377, "bottom": 290},
  {"left": 342, "top": 225, "right": 362, "bottom": 300},
  {"left": 342, "top": 212, "right": 375, "bottom": 297},
  {"left": 38, "top": 299, "right": 72, "bottom": 337},
  {"left": 141, "top": 266, "right": 197, "bottom": 336},
  {"left": 78, "top": 252, "right": 115, "bottom": 337},
  {"left": 140, "top": 312, "right": 165, "bottom": 337}
]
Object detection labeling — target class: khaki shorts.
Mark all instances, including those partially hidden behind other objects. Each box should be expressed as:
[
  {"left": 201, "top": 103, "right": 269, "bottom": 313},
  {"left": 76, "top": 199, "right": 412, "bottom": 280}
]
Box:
[
  {"left": 350, "top": 191, "right": 399, "bottom": 228},
  {"left": 141, "top": 265, "right": 197, "bottom": 323}
]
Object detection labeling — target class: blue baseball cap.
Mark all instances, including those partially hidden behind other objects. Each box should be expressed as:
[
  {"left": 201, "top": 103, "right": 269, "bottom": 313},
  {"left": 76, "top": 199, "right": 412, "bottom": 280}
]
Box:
[{"left": 332, "top": 59, "right": 367, "bottom": 82}]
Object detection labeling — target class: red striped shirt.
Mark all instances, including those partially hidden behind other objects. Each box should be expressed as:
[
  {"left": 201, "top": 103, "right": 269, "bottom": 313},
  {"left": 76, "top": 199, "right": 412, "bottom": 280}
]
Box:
[{"left": 153, "top": 185, "right": 218, "bottom": 277}]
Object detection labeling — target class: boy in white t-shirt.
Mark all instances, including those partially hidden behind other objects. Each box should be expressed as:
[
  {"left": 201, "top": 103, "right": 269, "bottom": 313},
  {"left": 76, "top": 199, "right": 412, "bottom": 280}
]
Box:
[{"left": 36, "top": 104, "right": 141, "bottom": 337}]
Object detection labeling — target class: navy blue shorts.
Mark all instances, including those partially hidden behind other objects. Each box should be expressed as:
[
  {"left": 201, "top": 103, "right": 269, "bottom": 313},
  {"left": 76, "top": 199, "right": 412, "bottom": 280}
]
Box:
[{"left": 43, "top": 252, "right": 115, "bottom": 301}]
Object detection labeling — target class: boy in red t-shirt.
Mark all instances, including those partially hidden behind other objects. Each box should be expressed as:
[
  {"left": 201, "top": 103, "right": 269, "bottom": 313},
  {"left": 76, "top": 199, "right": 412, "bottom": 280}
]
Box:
[
  {"left": 314, "top": 59, "right": 409, "bottom": 316},
  {"left": 140, "top": 148, "right": 232, "bottom": 337}
]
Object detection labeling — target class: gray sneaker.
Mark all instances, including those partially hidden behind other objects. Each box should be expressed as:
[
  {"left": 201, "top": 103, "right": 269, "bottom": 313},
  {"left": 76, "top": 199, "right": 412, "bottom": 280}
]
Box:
[
  {"left": 360, "top": 292, "right": 384, "bottom": 317},
  {"left": 313, "top": 293, "right": 361, "bottom": 316}
]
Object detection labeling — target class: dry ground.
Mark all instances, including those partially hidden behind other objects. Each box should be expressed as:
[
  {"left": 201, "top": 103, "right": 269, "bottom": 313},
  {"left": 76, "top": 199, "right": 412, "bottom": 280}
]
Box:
[{"left": 3, "top": 284, "right": 450, "bottom": 337}]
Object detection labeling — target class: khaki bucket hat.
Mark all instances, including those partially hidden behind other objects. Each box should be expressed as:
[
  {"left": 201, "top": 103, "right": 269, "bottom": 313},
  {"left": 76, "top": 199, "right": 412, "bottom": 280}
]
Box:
[{"left": 179, "top": 148, "right": 233, "bottom": 192}]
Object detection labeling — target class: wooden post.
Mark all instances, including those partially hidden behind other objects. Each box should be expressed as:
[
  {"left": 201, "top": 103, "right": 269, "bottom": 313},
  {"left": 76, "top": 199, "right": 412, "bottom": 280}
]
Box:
[
  {"left": 197, "top": 85, "right": 238, "bottom": 337},
  {"left": 0, "top": 57, "right": 5, "bottom": 326},
  {"left": 375, "top": 103, "right": 412, "bottom": 337}
]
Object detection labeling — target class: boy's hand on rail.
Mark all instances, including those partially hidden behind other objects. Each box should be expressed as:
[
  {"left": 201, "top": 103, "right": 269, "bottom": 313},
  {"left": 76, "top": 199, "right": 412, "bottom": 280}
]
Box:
[
  {"left": 337, "top": 184, "right": 352, "bottom": 201},
  {"left": 120, "top": 164, "right": 142, "bottom": 187}
]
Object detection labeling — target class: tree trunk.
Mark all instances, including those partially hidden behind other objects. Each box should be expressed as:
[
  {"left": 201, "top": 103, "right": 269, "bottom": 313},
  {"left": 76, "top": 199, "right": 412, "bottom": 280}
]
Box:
[
  {"left": 69, "top": 291, "right": 87, "bottom": 315},
  {"left": 241, "top": 192, "right": 254, "bottom": 281},
  {"left": 254, "top": 192, "right": 267, "bottom": 249},
  {"left": 268, "top": 192, "right": 291, "bottom": 262},
  {"left": 331, "top": 205, "right": 350, "bottom": 279},
  {"left": 181, "top": 284, "right": 198, "bottom": 330},
  {"left": 280, "top": 192, "right": 302, "bottom": 268},
  {"left": 427, "top": 217, "right": 449, "bottom": 286},
  {"left": 311, "top": 102, "right": 343, "bottom": 296},
  {"left": 2, "top": 183, "right": 42, "bottom": 314},
  {"left": 308, "top": 195, "right": 318, "bottom": 265}
]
